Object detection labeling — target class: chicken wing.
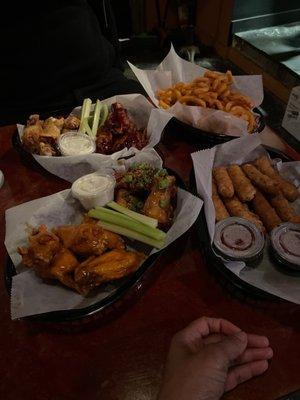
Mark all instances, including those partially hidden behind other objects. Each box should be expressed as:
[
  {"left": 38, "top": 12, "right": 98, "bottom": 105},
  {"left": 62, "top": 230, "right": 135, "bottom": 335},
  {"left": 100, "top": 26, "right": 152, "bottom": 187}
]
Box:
[
  {"left": 143, "top": 175, "right": 177, "bottom": 228},
  {"left": 74, "top": 249, "right": 145, "bottom": 294},
  {"left": 115, "top": 188, "right": 144, "bottom": 212},
  {"left": 55, "top": 223, "right": 108, "bottom": 257},
  {"left": 63, "top": 115, "right": 80, "bottom": 131},
  {"left": 50, "top": 248, "right": 79, "bottom": 291},
  {"left": 22, "top": 114, "right": 44, "bottom": 153},
  {"left": 42, "top": 117, "right": 63, "bottom": 140},
  {"left": 18, "top": 225, "right": 61, "bottom": 279}
]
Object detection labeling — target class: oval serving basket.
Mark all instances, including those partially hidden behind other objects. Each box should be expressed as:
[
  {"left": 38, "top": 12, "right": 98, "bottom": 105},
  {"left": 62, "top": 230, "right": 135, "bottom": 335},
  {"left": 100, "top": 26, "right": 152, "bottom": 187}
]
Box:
[
  {"left": 5, "top": 168, "right": 187, "bottom": 324},
  {"left": 162, "top": 107, "right": 265, "bottom": 150},
  {"left": 189, "top": 146, "right": 299, "bottom": 303}
]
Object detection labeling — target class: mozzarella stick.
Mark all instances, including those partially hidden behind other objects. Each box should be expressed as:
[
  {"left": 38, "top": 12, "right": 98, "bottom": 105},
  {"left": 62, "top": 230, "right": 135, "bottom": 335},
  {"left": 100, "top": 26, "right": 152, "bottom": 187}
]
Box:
[
  {"left": 212, "top": 181, "right": 229, "bottom": 222},
  {"left": 213, "top": 166, "right": 234, "bottom": 198},
  {"left": 242, "top": 163, "right": 279, "bottom": 195},
  {"left": 270, "top": 194, "right": 300, "bottom": 223},
  {"left": 223, "top": 196, "right": 264, "bottom": 232},
  {"left": 253, "top": 156, "right": 298, "bottom": 202},
  {"left": 227, "top": 165, "right": 256, "bottom": 202},
  {"left": 252, "top": 190, "right": 282, "bottom": 232}
]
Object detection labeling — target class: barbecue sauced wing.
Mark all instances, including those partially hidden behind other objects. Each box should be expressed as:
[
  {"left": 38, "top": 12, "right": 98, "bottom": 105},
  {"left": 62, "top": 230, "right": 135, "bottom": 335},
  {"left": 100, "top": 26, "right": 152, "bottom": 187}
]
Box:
[
  {"left": 18, "top": 225, "right": 61, "bottom": 279},
  {"left": 74, "top": 249, "right": 145, "bottom": 294},
  {"left": 143, "top": 175, "right": 177, "bottom": 228}
]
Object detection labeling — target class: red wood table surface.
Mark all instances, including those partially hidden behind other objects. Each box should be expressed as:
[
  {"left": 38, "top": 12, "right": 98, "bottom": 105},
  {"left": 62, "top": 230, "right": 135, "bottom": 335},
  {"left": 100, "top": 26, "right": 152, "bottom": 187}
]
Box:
[{"left": 0, "top": 125, "right": 299, "bottom": 400}]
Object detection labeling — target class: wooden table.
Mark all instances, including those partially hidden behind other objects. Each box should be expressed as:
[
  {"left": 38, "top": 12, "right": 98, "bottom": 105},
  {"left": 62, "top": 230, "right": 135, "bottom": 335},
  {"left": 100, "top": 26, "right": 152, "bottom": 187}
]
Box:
[{"left": 0, "top": 125, "right": 299, "bottom": 400}]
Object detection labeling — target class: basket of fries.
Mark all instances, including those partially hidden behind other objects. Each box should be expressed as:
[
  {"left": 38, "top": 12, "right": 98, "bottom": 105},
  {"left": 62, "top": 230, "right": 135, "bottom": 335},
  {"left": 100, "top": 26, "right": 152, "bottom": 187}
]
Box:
[{"left": 129, "top": 45, "right": 265, "bottom": 145}]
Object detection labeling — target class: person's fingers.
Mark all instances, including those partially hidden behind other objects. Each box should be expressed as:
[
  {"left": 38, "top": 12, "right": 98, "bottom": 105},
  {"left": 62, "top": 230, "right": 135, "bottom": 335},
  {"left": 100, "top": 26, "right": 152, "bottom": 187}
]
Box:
[
  {"left": 234, "top": 347, "right": 273, "bottom": 365},
  {"left": 246, "top": 334, "right": 269, "bottom": 348},
  {"left": 215, "top": 331, "right": 248, "bottom": 364},
  {"left": 225, "top": 360, "right": 269, "bottom": 392},
  {"left": 174, "top": 317, "right": 242, "bottom": 353}
]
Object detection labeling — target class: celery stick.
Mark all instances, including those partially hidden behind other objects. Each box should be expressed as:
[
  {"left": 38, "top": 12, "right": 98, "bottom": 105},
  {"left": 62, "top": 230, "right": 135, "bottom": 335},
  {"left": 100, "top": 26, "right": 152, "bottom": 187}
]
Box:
[
  {"left": 92, "top": 100, "right": 102, "bottom": 138},
  {"left": 97, "top": 221, "right": 165, "bottom": 249},
  {"left": 79, "top": 98, "right": 88, "bottom": 132},
  {"left": 83, "top": 118, "right": 93, "bottom": 138},
  {"left": 107, "top": 201, "right": 158, "bottom": 228},
  {"left": 99, "top": 104, "right": 109, "bottom": 127},
  {"left": 88, "top": 208, "right": 166, "bottom": 241}
]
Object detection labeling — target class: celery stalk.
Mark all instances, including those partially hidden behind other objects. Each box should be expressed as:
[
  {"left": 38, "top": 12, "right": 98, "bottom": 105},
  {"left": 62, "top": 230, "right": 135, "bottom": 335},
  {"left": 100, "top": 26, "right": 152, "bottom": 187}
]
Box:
[
  {"left": 92, "top": 100, "right": 102, "bottom": 138},
  {"left": 96, "top": 221, "right": 165, "bottom": 249},
  {"left": 79, "top": 98, "right": 92, "bottom": 134},
  {"left": 106, "top": 201, "right": 158, "bottom": 228},
  {"left": 79, "top": 98, "right": 88, "bottom": 132},
  {"left": 99, "top": 104, "right": 109, "bottom": 127},
  {"left": 88, "top": 208, "right": 166, "bottom": 241},
  {"left": 83, "top": 118, "right": 93, "bottom": 138}
]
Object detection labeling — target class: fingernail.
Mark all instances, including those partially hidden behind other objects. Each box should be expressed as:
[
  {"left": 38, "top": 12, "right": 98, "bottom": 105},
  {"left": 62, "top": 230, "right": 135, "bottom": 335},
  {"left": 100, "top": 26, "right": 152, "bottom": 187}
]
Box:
[{"left": 266, "top": 347, "right": 274, "bottom": 358}]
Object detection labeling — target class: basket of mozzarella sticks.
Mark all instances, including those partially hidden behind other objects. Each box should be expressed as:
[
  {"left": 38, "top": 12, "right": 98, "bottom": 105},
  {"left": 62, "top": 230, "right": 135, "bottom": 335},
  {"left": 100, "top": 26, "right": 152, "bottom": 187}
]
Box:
[
  {"left": 129, "top": 45, "right": 264, "bottom": 146},
  {"left": 191, "top": 135, "right": 300, "bottom": 304},
  {"left": 5, "top": 150, "right": 203, "bottom": 321},
  {"left": 15, "top": 94, "right": 170, "bottom": 182}
]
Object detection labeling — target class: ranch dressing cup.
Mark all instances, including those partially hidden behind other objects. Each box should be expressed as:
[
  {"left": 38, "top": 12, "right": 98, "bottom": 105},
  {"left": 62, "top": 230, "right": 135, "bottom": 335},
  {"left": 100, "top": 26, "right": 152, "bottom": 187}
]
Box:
[
  {"left": 72, "top": 172, "right": 116, "bottom": 210},
  {"left": 58, "top": 132, "right": 96, "bottom": 156}
]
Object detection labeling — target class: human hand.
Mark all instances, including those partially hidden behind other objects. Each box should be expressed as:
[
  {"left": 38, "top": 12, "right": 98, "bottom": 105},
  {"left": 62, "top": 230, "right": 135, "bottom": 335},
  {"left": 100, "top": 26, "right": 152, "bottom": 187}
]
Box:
[{"left": 158, "top": 317, "right": 273, "bottom": 400}]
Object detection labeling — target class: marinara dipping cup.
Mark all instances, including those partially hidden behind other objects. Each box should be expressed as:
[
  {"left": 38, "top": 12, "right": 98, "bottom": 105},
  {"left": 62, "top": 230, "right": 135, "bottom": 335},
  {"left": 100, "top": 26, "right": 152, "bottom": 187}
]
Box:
[
  {"left": 270, "top": 222, "right": 300, "bottom": 270},
  {"left": 213, "top": 217, "right": 265, "bottom": 262}
]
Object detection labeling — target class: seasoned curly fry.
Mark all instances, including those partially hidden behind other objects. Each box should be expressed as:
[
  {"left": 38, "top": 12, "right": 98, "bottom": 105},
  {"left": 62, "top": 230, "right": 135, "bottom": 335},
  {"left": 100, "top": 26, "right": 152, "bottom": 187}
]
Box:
[{"left": 156, "top": 69, "right": 256, "bottom": 133}]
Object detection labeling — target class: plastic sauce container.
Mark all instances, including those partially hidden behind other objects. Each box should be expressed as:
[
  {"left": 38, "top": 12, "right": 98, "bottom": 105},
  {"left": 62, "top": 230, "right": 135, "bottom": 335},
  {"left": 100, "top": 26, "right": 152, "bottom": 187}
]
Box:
[
  {"left": 58, "top": 132, "right": 95, "bottom": 156},
  {"left": 72, "top": 172, "right": 115, "bottom": 210},
  {"left": 270, "top": 222, "right": 300, "bottom": 270},
  {"left": 213, "top": 217, "right": 265, "bottom": 262}
]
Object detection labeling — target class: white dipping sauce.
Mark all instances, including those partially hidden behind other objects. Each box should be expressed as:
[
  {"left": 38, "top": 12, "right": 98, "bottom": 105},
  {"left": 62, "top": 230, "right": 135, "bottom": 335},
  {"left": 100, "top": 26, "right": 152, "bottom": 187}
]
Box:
[
  {"left": 58, "top": 132, "right": 96, "bottom": 156},
  {"left": 72, "top": 172, "right": 115, "bottom": 210}
]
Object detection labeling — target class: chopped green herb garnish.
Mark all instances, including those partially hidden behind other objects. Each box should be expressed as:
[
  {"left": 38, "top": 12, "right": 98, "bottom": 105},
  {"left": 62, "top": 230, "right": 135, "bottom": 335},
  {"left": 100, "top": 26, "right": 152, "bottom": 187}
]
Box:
[
  {"left": 158, "top": 179, "right": 169, "bottom": 190},
  {"left": 159, "top": 199, "right": 169, "bottom": 208}
]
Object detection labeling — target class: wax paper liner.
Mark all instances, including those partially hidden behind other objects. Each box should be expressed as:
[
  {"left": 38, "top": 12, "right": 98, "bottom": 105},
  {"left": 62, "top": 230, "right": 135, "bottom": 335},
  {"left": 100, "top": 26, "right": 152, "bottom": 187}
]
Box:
[
  {"left": 128, "top": 45, "right": 264, "bottom": 136},
  {"left": 17, "top": 94, "right": 173, "bottom": 183},
  {"left": 5, "top": 150, "right": 203, "bottom": 319},
  {"left": 191, "top": 134, "right": 300, "bottom": 304}
]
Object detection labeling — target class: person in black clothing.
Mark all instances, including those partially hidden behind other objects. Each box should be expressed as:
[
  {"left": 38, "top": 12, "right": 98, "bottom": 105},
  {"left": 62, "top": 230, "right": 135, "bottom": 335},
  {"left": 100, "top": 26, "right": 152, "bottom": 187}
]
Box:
[{"left": 0, "top": 0, "right": 144, "bottom": 125}]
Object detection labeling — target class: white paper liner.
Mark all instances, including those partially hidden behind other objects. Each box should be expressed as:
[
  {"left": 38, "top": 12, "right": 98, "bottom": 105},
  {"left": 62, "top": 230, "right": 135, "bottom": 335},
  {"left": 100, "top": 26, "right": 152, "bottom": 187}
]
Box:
[
  {"left": 191, "top": 134, "right": 300, "bottom": 304},
  {"left": 128, "top": 45, "right": 264, "bottom": 136},
  {"left": 17, "top": 94, "right": 172, "bottom": 182},
  {"left": 5, "top": 150, "right": 203, "bottom": 319}
]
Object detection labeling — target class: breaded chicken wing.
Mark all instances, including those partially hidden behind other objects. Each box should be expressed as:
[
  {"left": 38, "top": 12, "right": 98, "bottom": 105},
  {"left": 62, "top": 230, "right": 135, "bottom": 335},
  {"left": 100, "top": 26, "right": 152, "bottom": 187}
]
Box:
[{"left": 18, "top": 225, "right": 61, "bottom": 278}]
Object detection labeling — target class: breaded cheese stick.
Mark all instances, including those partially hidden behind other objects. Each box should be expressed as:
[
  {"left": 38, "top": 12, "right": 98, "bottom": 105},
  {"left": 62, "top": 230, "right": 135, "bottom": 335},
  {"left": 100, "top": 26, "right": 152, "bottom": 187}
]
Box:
[
  {"left": 253, "top": 156, "right": 298, "bottom": 202},
  {"left": 242, "top": 163, "right": 279, "bottom": 195},
  {"left": 252, "top": 190, "right": 282, "bottom": 232},
  {"left": 227, "top": 164, "right": 256, "bottom": 202},
  {"left": 212, "top": 180, "right": 230, "bottom": 222},
  {"left": 213, "top": 166, "right": 234, "bottom": 198},
  {"left": 270, "top": 194, "right": 300, "bottom": 223},
  {"left": 223, "top": 195, "right": 264, "bottom": 232}
]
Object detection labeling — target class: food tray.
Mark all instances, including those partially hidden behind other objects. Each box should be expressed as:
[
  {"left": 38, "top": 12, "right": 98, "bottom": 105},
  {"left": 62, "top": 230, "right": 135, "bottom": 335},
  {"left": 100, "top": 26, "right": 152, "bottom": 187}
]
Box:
[
  {"left": 162, "top": 107, "right": 265, "bottom": 150},
  {"left": 5, "top": 168, "right": 186, "bottom": 324},
  {"left": 189, "top": 146, "right": 298, "bottom": 302}
]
